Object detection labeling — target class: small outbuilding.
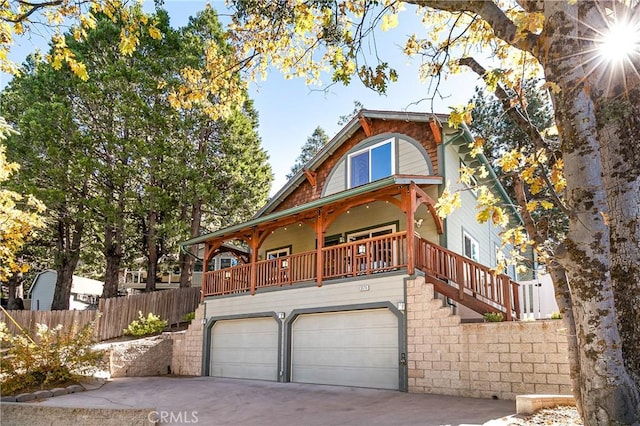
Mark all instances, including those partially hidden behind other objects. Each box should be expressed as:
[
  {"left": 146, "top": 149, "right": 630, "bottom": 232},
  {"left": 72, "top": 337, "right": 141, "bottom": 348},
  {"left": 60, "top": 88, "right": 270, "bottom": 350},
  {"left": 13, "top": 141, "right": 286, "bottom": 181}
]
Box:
[{"left": 29, "top": 270, "right": 103, "bottom": 310}]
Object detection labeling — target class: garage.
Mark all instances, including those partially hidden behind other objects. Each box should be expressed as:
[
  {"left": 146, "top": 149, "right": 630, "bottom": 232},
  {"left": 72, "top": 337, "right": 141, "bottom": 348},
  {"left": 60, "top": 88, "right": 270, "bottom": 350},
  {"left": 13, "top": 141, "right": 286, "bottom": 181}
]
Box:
[
  {"left": 290, "top": 308, "right": 399, "bottom": 390},
  {"left": 210, "top": 317, "right": 279, "bottom": 381}
]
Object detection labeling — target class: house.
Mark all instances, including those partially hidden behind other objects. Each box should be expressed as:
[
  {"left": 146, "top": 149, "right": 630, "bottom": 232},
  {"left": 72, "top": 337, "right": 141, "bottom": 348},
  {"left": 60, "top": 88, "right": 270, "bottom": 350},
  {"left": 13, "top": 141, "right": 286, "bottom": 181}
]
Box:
[
  {"left": 180, "top": 109, "right": 526, "bottom": 392},
  {"left": 29, "top": 270, "right": 103, "bottom": 310}
]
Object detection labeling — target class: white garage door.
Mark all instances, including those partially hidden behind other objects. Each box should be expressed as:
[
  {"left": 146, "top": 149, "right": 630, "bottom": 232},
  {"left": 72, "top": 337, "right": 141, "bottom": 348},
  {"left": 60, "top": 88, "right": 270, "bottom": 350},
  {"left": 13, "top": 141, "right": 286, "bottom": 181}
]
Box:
[
  {"left": 291, "top": 309, "right": 399, "bottom": 389},
  {"left": 210, "top": 317, "right": 278, "bottom": 381}
]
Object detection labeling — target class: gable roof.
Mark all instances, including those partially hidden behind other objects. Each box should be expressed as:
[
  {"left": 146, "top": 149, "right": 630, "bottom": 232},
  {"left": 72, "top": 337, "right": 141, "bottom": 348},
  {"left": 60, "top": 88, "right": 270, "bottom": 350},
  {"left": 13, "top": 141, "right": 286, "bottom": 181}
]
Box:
[
  {"left": 256, "top": 109, "right": 445, "bottom": 218},
  {"left": 181, "top": 109, "right": 522, "bottom": 247}
]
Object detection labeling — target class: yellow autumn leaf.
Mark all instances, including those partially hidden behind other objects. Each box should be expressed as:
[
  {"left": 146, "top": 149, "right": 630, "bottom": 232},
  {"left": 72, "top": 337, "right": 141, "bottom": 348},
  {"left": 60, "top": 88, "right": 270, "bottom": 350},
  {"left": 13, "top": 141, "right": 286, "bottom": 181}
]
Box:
[
  {"left": 381, "top": 14, "right": 399, "bottom": 31},
  {"left": 540, "top": 200, "right": 554, "bottom": 210},
  {"left": 149, "top": 26, "right": 162, "bottom": 40},
  {"left": 435, "top": 185, "right": 461, "bottom": 218},
  {"left": 448, "top": 104, "right": 474, "bottom": 128}
]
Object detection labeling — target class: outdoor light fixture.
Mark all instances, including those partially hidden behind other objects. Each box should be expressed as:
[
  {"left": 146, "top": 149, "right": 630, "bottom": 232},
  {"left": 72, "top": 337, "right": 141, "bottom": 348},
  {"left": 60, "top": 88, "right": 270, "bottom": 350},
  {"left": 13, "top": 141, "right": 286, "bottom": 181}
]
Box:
[
  {"left": 277, "top": 312, "right": 285, "bottom": 319},
  {"left": 201, "top": 318, "right": 207, "bottom": 324},
  {"left": 224, "top": 271, "right": 231, "bottom": 278},
  {"left": 398, "top": 302, "right": 406, "bottom": 311}
]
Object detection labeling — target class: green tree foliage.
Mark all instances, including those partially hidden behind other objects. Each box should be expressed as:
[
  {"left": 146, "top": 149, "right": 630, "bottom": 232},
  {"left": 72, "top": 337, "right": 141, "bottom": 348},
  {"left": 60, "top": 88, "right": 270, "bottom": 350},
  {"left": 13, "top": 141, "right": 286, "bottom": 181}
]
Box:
[
  {"left": 1, "top": 6, "right": 271, "bottom": 303},
  {"left": 286, "top": 126, "right": 330, "bottom": 180}
]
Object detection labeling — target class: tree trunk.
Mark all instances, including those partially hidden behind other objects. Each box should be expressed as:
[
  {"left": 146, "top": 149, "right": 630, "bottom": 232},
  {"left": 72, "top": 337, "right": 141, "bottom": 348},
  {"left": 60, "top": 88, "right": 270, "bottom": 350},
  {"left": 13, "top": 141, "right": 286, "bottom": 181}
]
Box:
[
  {"left": 102, "top": 223, "right": 123, "bottom": 299},
  {"left": 6, "top": 273, "right": 23, "bottom": 310},
  {"left": 145, "top": 210, "right": 158, "bottom": 292},
  {"left": 179, "top": 200, "right": 202, "bottom": 288},
  {"left": 540, "top": 3, "right": 640, "bottom": 423},
  {"left": 51, "top": 217, "right": 83, "bottom": 310},
  {"left": 594, "top": 82, "right": 640, "bottom": 388}
]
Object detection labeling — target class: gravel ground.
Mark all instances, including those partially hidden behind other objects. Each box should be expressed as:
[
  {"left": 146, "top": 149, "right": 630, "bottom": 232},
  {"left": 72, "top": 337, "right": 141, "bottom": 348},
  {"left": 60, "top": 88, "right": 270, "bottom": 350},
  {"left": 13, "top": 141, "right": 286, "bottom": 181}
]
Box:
[{"left": 500, "top": 406, "right": 583, "bottom": 425}]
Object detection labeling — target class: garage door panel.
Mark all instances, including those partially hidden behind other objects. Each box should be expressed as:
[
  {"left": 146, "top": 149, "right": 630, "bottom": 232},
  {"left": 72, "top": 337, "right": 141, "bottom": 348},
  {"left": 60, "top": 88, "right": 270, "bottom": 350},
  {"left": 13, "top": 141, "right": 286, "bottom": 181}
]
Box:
[
  {"left": 293, "top": 366, "right": 398, "bottom": 389},
  {"left": 292, "top": 309, "right": 399, "bottom": 390},
  {"left": 210, "top": 317, "right": 278, "bottom": 381}
]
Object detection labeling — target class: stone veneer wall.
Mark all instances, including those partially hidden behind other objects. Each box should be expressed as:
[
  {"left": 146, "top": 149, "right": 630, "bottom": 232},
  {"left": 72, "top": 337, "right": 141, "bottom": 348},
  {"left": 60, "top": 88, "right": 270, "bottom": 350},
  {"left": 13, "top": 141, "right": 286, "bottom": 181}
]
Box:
[
  {"left": 407, "top": 276, "right": 572, "bottom": 400},
  {"left": 169, "top": 303, "right": 205, "bottom": 376},
  {"left": 107, "top": 336, "right": 173, "bottom": 377}
]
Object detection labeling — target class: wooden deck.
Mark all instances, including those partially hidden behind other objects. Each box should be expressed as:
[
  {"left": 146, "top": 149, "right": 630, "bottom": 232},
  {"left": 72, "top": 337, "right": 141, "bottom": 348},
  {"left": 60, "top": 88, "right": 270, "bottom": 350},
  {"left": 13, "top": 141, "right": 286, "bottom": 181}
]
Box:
[{"left": 203, "top": 232, "right": 520, "bottom": 320}]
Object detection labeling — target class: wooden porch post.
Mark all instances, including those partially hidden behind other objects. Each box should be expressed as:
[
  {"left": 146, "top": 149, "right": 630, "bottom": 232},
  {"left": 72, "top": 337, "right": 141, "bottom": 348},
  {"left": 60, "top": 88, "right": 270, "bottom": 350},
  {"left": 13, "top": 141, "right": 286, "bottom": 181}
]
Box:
[
  {"left": 201, "top": 243, "right": 210, "bottom": 302},
  {"left": 404, "top": 183, "right": 417, "bottom": 275},
  {"left": 249, "top": 229, "right": 260, "bottom": 295},
  {"left": 503, "top": 276, "right": 513, "bottom": 321},
  {"left": 316, "top": 210, "right": 325, "bottom": 287}
]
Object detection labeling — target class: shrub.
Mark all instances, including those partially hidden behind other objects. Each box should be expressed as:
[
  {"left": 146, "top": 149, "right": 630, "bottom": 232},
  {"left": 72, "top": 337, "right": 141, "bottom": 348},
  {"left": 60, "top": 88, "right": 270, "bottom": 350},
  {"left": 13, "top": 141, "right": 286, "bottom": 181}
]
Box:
[
  {"left": 182, "top": 312, "right": 195, "bottom": 322},
  {"left": 0, "top": 320, "right": 105, "bottom": 395},
  {"left": 124, "top": 311, "right": 168, "bottom": 337},
  {"left": 483, "top": 312, "right": 504, "bottom": 322},
  {"left": 550, "top": 311, "right": 563, "bottom": 320}
]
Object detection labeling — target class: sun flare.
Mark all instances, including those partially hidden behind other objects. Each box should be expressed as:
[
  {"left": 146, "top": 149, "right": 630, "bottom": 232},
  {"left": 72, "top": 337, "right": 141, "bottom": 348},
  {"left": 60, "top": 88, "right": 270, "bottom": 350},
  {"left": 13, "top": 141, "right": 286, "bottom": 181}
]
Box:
[{"left": 598, "top": 20, "right": 640, "bottom": 62}]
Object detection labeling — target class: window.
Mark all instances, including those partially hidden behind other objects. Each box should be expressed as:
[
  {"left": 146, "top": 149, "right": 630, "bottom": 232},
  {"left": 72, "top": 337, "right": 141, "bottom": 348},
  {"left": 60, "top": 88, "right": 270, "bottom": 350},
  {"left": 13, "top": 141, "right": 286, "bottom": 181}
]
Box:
[
  {"left": 266, "top": 247, "right": 290, "bottom": 259},
  {"left": 346, "top": 224, "right": 396, "bottom": 242},
  {"left": 347, "top": 224, "right": 397, "bottom": 270},
  {"left": 463, "top": 231, "right": 479, "bottom": 262},
  {"left": 348, "top": 139, "right": 394, "bottom": 188}
]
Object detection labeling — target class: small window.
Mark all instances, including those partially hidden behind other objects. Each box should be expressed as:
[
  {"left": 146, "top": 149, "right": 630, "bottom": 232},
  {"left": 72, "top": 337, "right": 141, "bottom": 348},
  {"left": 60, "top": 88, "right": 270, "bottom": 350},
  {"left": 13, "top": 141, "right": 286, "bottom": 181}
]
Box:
[
  {"left": 266, "top": 247, "right": 290, "bottom": 259},
  {"left": 463, "top": 231, "right": 479, "bottom": 262},
  {"left": 348, "top": 139, "right": 394, "bottom": 188}
]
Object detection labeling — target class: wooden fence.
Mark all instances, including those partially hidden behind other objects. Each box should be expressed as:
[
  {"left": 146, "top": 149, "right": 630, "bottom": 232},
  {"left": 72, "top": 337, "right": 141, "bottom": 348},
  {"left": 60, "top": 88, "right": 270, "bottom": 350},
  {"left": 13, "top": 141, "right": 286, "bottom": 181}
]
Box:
[{"left": 0, "top": 287, "right": 201, "bottom": 342}]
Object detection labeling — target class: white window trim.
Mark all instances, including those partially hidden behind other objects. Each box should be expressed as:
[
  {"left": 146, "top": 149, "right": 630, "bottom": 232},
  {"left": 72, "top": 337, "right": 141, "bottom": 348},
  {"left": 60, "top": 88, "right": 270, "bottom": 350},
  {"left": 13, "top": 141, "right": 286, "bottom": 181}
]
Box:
[
  {"left": 463, "top": 231, "right": 480, "bottom": 262},
  {"left": 346, "top": 223, "right": 397, "bottom": 242},
  {"left": 347, "top": 138, "right": 395, "bottom": 188},
  {"left": 266, "top": 247, "right": 290, "bottom": 259}
]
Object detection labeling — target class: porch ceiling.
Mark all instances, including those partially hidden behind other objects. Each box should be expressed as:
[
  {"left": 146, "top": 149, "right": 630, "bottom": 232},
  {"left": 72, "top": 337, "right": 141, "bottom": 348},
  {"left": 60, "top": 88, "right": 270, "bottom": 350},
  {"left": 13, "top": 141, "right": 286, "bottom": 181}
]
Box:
[{"left": 181, "top": 175, "right": 443, "bottom": 247}]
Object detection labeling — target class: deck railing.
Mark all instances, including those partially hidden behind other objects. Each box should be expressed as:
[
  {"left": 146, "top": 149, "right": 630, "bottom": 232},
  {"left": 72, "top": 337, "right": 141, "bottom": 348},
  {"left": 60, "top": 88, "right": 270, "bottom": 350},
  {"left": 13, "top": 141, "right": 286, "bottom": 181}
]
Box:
[
  {"left": 414, "top": 236, "right": 520, "bottom": 320},
  {"left": 203, "top": 263, "right": 251, "bottom": 296},
  {"left": 202, "top": 232, "right": 519, "bottom": 319},
  {"left": 256, "top": 251, "right": 317, "bottom": 289},
  {"left": 322, "top": 232, "right": 408, "bottom": 278}
]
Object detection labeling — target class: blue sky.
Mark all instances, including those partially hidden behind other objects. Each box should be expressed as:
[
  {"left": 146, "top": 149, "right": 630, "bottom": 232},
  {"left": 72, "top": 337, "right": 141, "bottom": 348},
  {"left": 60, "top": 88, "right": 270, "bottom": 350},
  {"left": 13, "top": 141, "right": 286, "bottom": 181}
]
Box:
[{"left": 2, "top": 0, "right": 483, "bottom": 195}]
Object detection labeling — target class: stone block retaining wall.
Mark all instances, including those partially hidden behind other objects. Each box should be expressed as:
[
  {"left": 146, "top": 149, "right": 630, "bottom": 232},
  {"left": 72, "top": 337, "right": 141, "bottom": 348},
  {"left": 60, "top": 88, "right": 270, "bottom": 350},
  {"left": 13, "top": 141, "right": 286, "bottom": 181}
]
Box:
[
  {"left": 169, "top": 303, "right": 205, "bottom": 376},
  {"left": 407, "top": 276, "right": 572, "bottom": 400}
]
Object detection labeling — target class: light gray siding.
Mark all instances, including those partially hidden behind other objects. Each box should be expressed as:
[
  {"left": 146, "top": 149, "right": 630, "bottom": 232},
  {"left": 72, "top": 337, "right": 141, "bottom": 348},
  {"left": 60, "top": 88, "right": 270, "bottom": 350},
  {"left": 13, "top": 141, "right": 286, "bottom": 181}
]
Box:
[
  {"left": 397, "top": 137, "right": 431, "bottom": 175},
  {"left": 204, "top": 274, "right": 405, "bottom": 319},
  {"left": 322, "top": 159, "right": 346, "bottom": 197},
  {"left": 322, "top": 134, "right": 434, "bottom": 197},
  {"left": 443, "top": 143, "right": 499, "bottom": 267},
  {"left": 29, "top": 271, "right": 56, "bottom": 311}
]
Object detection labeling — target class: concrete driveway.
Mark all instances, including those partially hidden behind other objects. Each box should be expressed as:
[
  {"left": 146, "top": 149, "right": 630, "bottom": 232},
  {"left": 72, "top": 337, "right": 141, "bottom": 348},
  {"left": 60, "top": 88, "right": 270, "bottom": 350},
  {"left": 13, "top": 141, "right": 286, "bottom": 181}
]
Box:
[{"left": 24, "top": 376, "right": 516, "bottom": 425}]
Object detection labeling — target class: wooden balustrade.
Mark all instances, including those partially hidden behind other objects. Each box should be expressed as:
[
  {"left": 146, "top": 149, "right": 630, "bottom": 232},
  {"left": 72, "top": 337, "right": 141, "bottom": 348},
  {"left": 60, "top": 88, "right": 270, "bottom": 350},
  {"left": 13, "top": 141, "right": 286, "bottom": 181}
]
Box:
[
  {"left": 203, "top": 263, "right": 251, "bottom": 296},
  {"left": 255, "top": 251, "right": 317, "bottom": 289},
  {"left": 201, "top": 232, "right": 519, "bottom": 320},
  {"left": 415, "top": 237, "right": 520, "bottom": 319},
  {"left": 322, "top": 232, "right": 407, "bottom": 279}
]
